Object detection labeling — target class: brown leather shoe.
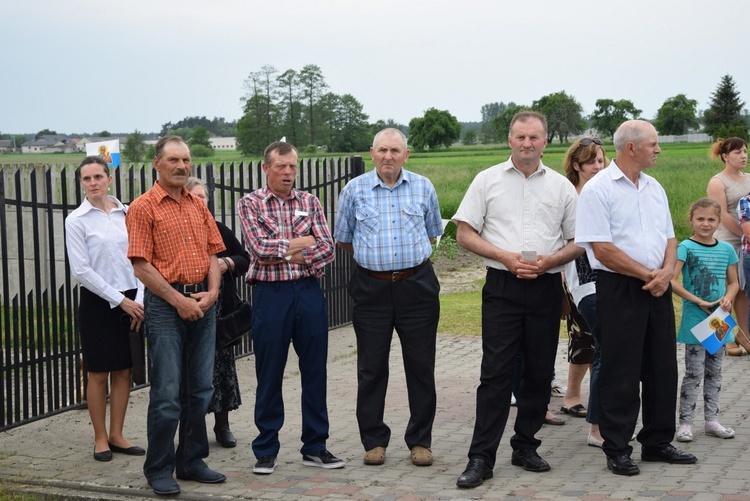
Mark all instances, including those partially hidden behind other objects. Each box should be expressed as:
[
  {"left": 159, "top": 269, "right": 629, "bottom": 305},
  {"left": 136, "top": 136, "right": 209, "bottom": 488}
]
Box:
[
  {"left": 364, "top": 446, "right": 386, "bottom": 465},
  {"left": 411, "top": 446, "right": 433, "bottom": 466}
]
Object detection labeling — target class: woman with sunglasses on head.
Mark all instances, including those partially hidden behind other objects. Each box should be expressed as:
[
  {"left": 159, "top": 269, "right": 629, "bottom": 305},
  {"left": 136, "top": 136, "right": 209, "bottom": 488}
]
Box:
[
  {"left": 562, "top": 137, "right": 607, "bottom": 446},
  {"left": 65, "top": 155, "right": 145, "bottom": 462},
  {"left": 707, "top": 137, "right": 750, "bottom": 355},
  {"left": 185, "top": 177, "right": 250, "bottom": 448}
]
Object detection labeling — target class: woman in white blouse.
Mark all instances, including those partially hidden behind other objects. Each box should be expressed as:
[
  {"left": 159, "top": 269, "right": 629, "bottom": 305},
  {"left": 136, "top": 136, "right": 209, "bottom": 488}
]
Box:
[{"left": 65, "top": 156, "right": 145, "bottom": 462}]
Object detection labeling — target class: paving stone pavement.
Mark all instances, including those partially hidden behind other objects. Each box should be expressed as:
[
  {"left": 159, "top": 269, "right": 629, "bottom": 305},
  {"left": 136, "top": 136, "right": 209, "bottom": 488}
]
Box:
[{"left": 2, "top": 326, "right": 750, "bottom": 500}]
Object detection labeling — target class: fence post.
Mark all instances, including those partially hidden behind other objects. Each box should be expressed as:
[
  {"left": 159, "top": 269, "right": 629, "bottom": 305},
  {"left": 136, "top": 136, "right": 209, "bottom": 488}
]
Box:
[{"left": 351, "top": 156, "right": 364, "bottom": 177}]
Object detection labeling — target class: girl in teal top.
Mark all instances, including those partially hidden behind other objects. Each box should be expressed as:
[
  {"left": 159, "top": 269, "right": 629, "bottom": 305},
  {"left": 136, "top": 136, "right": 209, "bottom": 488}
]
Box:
[{"left": 671, "top": 198, "right": 738, "bottom": 442}]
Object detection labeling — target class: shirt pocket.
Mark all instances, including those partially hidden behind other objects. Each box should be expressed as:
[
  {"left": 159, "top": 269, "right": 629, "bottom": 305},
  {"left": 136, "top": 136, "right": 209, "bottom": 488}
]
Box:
[
  {"left": 292, "top": 215, "right": 312, "bottom": 236},
  {"left": 256, "top": 213, "right": 279, "bottom": 238},
  {"left": 354, "top": 204, "right": 379, "bottom": 246},
  {"left": 402, "top": 204, "right": 425, "bottom": 235}
]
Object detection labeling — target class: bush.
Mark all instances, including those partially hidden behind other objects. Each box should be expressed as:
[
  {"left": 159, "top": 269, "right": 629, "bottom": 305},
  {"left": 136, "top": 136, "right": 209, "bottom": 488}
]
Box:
[
  {"left": 190, "top": 144, "right": 214, "bottom": 158},
  {"left": 303, "top": 144, "right": 318, "bottom": 154}
]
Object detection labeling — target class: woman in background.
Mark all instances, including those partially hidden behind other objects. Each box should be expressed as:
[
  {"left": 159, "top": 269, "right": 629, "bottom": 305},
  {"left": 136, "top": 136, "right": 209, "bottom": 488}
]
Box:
[
  {"left": 186, "top": 177, "right": 250, "bottom": 447},
  {"left": 707, "top": 137, "right": 750, "bottom": 355},
  {"left": 562, "top": 137, "right": 606, "bottom": 446},
  {"left": 66, "top": 155, "right": 145, "bottom": 461}
]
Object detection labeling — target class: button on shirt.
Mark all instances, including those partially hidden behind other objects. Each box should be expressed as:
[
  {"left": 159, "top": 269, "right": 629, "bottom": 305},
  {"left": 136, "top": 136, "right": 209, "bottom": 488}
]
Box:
[
  {"left": 575, "top": 160, "right": 674, "bottom": 272},
  {"left": 334, "top": 169, "right": 443, "bottom": 272},
  {"left": 451, "top": 158, "right": 577, "bottom": 273},
  {"left": 65, "top": 196, "right": 142, "bottom": 308},
  {"left": 238, "top": 187, "right": 334, "bottom": 282},
  {"left": 126, "top": 182, "right": 225, "bottom": 284}
]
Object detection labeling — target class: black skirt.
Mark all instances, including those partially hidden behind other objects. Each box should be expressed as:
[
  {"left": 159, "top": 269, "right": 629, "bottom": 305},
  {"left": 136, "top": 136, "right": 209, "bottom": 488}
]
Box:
[{"left": 78, "top": 287, "right": 136, "bottom": 373}]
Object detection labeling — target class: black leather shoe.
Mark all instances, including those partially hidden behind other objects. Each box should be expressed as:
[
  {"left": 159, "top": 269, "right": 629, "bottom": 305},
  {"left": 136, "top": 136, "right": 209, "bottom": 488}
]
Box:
[
  {"left": 93, "top": 448, "right": 112, "bottom": 462},
  {"left": 511, "top": 449, "right": 550, "bottom": 472},
  {"left": 456, "top": 458, "right": 493, "bottom": 488},
  {"left": 176, "top": 467, "right": 227, "bottom": 484},
  {"left": 108, "top": 443, "right": 146, "bottom": 456},
  {"left": 215, "top": 429, "right": 237, "bottom": 448},
  {"left": 148, "top": 476, "right": 181, "bottom": 496},
  {"left": 607, "top": 454, "right": 640, "bottom": 476},
  {"left": 641, "top": 444, "right": 697, "bottom": 464}
]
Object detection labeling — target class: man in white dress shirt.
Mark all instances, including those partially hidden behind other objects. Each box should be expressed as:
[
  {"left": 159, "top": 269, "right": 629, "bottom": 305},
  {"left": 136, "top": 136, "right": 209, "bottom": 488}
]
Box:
[{"left": 575, "top": 120, "right": 696, "bottom": 476}]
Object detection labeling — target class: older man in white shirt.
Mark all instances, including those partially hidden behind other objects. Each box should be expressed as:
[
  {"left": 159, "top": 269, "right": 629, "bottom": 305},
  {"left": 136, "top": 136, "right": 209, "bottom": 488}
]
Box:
[{"left": 575, "top": 120, "right": 696, "bottom": 476}]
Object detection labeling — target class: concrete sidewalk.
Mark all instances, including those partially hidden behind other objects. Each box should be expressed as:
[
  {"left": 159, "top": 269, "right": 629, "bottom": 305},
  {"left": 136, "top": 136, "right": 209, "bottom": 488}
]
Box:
[{"left": 2, "top": 326, "right": 750, "bottom": 500}]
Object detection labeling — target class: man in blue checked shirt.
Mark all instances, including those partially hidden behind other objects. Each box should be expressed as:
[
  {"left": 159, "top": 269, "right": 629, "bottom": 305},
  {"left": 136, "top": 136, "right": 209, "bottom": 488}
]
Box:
[{"left": 335, "top": 128, "right": 443, "bottom": 468}]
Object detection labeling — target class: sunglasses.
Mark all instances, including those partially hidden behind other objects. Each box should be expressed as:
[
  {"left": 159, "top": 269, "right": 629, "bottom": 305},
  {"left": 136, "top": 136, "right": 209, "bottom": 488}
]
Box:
[{"left": 578, "top": 138, "right": 603, "bottom": 147}]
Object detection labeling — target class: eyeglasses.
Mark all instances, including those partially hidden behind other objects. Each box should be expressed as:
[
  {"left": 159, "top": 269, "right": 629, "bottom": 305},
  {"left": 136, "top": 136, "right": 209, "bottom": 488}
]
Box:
[{"left": 578, "top": 138, "right": 603, "bottom": 147}]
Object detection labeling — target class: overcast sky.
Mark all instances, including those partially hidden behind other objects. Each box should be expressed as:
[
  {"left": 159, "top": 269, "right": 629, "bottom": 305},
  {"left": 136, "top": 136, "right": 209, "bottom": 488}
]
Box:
[{"left": 2, "top": 0, "right": 748, "bottom": 135}]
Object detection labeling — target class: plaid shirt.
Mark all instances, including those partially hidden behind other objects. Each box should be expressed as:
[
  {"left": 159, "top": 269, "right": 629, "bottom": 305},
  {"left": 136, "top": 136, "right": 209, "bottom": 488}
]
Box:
[
  {"left": 238, "top": 187, "right": 334, "bottom": 282},
  {"left": 334, "top": 169, "right": 442, "bottom": 271},
  {"left": 127, "top": 182, "right": 225, "bottom": 284}
]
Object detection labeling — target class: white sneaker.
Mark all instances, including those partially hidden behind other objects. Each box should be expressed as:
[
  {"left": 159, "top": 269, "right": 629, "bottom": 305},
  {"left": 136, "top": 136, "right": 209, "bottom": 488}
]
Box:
[
  {"left": 676, "top": 428, "right": 693, "bottom": 442},
  {"left": 705, "top": 422, "right": 735, "bottom": 439},
  {"left": 550, "top": 379, "right": 566, "bottom": 397}
]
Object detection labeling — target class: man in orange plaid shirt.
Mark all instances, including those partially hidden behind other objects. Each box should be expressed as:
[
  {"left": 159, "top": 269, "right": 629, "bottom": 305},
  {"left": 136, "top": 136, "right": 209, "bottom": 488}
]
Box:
[{"left": 127, "top": 136, "right": 226, "bottom": 496}]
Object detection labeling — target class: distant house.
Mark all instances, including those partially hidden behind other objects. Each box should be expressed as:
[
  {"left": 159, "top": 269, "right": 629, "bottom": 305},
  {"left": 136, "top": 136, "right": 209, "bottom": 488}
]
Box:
[
  {"left": 0, "top": 140, "right": 12, "bottom": 153},
  {"left": 21, "top": 135, "right": 77, "bottom": 154},
  {"left": 209, "top": 137, "right": 236, "bottom": 150}
]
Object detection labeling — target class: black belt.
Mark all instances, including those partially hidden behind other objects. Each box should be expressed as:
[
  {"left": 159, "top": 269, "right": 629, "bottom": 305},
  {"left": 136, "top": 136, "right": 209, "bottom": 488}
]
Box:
[
  {"left": 365, "top": 261, "right": 427, "bottom": 282},
  {"left": 171, "top": 281, "right": 207, "bottom": 295}
]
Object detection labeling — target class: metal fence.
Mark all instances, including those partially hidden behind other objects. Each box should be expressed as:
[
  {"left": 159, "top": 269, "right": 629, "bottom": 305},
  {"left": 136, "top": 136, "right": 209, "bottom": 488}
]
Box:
[{"left": 0, "top": 156, "right": 363, "bottom": 431}]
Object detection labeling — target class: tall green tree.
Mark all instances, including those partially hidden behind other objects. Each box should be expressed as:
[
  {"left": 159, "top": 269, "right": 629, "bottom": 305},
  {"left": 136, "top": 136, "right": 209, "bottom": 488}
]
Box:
[
  {"left": 408, "top": 108, "right": 461, "bottom": 151},
  {"left": 703, "top": 75, "right": 747, "bottom": 140},
  {"left": 532, "top": 91, "right": 585, "bottom": 143},
  {"left": 276, "top": 69, "right": 303, "bottom": 146},
  {"left": 237, "top": 68, "right": 281, "bottom": 154},
  {"left": 122, "top": 130, "right": 147, "bottom": 163},
  {"left": 590, "top": 99, "right": 642, "bottom": 137},
  {"left": 653, "top": 94, "right": 699, "bottom": 135},
  {"left": 491, "top": 104, "right": 528, "bottom": 141},
  {"left": 298, "top": 64, "right": 328, "bottom": 145},
  {"left": 462, "top": 128, "right": 478, "bottom": 145}
]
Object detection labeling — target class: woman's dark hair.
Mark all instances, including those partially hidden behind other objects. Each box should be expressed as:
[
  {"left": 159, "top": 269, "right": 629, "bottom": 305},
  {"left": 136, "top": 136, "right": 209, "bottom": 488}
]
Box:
[{"left": 76, "top": 155, "right": 110, "bottom": 181}]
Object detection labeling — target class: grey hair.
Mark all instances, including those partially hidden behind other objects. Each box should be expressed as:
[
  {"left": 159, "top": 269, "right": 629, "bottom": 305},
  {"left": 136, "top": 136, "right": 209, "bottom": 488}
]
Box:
[
  {"left": 185, "top": 176, "right": 206, "bottom": 192},
  {"left": 613, "top": 120, "right": 652, "bottom": 153},
  {"left": 372, "top": 128, "right": 408, "bottom": 150}
]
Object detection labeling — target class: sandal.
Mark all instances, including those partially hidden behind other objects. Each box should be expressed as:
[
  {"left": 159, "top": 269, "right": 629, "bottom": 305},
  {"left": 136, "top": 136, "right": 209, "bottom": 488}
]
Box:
[{"left": 561, "top": 404, "right": 587, "bottom": 418}]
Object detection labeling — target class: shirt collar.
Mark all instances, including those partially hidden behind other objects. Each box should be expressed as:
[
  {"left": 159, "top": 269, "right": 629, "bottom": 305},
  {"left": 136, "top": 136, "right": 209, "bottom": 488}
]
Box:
[
  {"left": 78, "top": 195, "right": 126, "bottom": 214},
  {"left": 608, "top": 160, "right": 650, "bottom": 187},
  {"left": 260, "top": 185, "right": 302, "bottom": 204},
  {"left": 368, "top": 168, "right": 410, "bottom": 190},
  {"left": 152, "top": 180, "right": 189, "bottom": 202},
  {"left": 502, "top": 156, "right": 547, "bottom": 177}
]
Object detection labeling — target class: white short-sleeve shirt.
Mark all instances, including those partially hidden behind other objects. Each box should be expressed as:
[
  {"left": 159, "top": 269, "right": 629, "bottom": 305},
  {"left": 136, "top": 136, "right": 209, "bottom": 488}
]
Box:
[
  {"left": 452, "top": 158, "right": 577, "bottom": 273},
  {"left": 575, "top": 160, "right": 674, "bottom": 272}
]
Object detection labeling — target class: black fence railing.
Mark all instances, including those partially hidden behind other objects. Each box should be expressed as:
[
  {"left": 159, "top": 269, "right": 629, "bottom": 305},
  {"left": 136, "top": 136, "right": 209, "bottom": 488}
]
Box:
[{"left": 0, "top": 156, "right": 364, "bottom": 431}]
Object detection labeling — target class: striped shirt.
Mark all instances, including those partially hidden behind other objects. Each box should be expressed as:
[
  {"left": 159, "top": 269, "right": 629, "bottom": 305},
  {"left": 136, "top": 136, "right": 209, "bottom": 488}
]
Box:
[
  {"left": 126, "top": 182, "right": 225, "bottom": 284},
  {"left": 334, "top": 169, "right": 443, "bottom": 271},
  {"left": 238, "top": 187, "right": 334, "bottom": 282}
]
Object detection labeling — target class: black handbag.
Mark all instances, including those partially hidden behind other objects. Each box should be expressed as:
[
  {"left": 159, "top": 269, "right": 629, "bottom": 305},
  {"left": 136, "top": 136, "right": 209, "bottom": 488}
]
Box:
[
  {"left": 128, "top": 328, "right": 146, "bottom": 385},
  {"left": 216, "top": 290, "right": 252, "bottom": 348}
]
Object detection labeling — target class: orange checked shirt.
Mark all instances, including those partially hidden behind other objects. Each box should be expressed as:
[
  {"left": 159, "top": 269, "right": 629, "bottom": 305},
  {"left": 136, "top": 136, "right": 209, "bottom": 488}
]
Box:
[{"left": 126, "top": 182, "right": 225, "bottom": 284}]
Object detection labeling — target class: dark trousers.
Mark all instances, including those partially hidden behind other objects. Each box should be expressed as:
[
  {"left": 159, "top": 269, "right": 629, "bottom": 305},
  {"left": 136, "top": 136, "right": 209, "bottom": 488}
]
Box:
[
  {"left": 468, "top": 269, "right": 562, "bottom": 468},
  {"left": 349, "top": 262, "right": 440, "bottom": 451},
  {"left": 596, "top": 271, "right": 677, "bottom": 457},
  {"left": 251, "top": 277, "right": 330, "bottom": 458}
]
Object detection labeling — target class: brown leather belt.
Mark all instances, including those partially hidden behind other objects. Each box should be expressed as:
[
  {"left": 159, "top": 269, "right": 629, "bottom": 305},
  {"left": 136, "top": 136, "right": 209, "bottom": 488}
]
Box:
[{"left": 365, "top": 261, "right": 427, "bottom": 282}]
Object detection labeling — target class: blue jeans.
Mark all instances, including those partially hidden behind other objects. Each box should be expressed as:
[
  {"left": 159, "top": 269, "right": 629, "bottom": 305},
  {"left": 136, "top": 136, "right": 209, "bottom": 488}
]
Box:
[
  {"left": 577, "top": 294, "right": 599, "bottom": 425},
  {"left": 142, "top": 290, "right": 216, "bottom": 482},
  {"left": 252, "top": 277, "right": 330, "bottom": 458}
]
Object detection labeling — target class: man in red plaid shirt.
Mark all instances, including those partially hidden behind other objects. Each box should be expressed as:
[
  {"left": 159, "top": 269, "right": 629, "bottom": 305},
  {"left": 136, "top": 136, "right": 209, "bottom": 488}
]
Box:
[{"left": 238, "top": 140, "right": 342, "bottom": 475}]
